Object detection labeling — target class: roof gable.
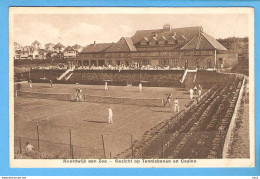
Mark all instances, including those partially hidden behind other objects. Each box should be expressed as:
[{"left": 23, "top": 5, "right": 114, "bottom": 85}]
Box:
[
  {"left": 106, "top": 37, "right": 137, "bottom": 52},
  {"left": 64, "top": 46, "right": 76, "bottom": 51},
  {"left": 54, "top": 43, "right": 65, "bottom": 49},
  {"left": 181, "top": 32, "right": 227, "bottom": 50}
]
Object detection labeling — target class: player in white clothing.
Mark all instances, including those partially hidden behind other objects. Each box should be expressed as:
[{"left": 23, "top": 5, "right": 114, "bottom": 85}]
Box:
[
  {"left": 174, "top": 98, "right": 179, "bottom": 112},
  {"left": 108, "top": 107, "right": 113, "bottom": 124},
  {"left": 25, "top": 142, "right": 35, "bottom": 152},
  {"left": 29, "top": 80, "right": 32, "bottom": 88},
  {"left": 139, "top": 83, "right": 142, "bottom": 92},
  {"left": 198, "top": 88, "right": 202, "bottom": 96},
  {"left": 105, "top": 81, "right": 108, "bottom": 91},
  {"left": 189, "top": 88, "right": 194, "bottom": 100}
]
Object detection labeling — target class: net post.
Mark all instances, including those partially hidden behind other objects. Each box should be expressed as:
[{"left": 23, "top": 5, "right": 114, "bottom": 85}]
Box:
[
  {"left": 15, "top": 90, "right": 18, "bottom": 97},
  {"left": 101, "top": 133, "right": 106, "bottom": 159},
  {"left": 37, "top": 124, "right": 40, "bottom": 151},
  {"left": 19, "top": 137, "right": 22, "bottom": 154}
]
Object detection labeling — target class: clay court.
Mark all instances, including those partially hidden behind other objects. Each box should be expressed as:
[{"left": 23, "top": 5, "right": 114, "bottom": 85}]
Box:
[{"left": 14, "top": 82, "right": 193, "bottom": 158}]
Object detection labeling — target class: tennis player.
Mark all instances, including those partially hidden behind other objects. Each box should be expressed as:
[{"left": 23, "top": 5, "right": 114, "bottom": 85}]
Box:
[
  {"left": 139, "top": 83, "right": 142, "bottom": 92},
  {"left": 108, "top": 107, "right": 113, "bottom": 124},
  {"left": 174, "top": 98, "right": 179, "bottom": 112},
  {"left": 189, "top": 88, "right": 194, "bottom": 100},
  {"left": 105, "top": 81, "right": 108, "bottom": 91},
  {"left": 25, "top": 142, "right": 35, "bottom": 152},
  {"left": 164, "top": 93, "right": 172, "bottom": 107},
  {"left": 29, "top": 80, "right": 32, "bottom": 88},
  {"left": 198, "top": 88, "right": 202, "bottom": 97},
  {"left": 50, "top": 80, "right": 53, "bottom": 88},
  {"left": 193, "top": 85, "right": 197, "bottom": 95}
]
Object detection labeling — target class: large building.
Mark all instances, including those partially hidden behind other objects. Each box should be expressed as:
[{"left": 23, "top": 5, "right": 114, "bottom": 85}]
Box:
[{"left": 75, "top": 24, "right": 237, "bottom": 69}]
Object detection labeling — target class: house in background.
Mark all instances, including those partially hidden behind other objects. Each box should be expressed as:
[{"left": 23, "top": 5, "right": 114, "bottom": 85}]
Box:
[
  {"left": 72, "top": 44, "right": 83, "bottom": 53},
  {"left": 53, "top": 43, "right": 66, "bottom": 53},
  {"left": 38, "top": 49, "right": 47, "bottom": 60},
  {"left": 45, "top": 43, "right": 55, "bottom": 52},
  {"left": 63, "top": 46, "right": 77, "bottom": 58},
  {"left": 31, "top": 40, "right": 41, "bottom": 50},
  {"left": 14, "top": 42, "right": 22, "bottom": 50}
]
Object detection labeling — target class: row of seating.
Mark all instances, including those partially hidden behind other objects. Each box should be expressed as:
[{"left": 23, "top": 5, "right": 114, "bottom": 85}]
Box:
[{"left": 116, "top": 74, "right": 244, "bottom": 159}]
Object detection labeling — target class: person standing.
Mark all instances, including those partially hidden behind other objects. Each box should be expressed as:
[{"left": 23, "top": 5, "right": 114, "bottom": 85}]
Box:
[
  {"left": 108, "top": 107, "right": 113, "bottom": 124},
  {"left": 139, "top": 82, "right": 143, "bottom": 92},
  {"left": 189, "top": 88, "right": 194, "bottom": 100},
  {"left": 50, "top": 80, "right": 53, "bottom": 88},
  {"left": 75, "top": 88, "right": 79, "bottom": 102},
  {"left": 198, "top": 88, "right": 202, "bottom": 97},
  {"left": 199, "top": 84, "right": 202, "bottom": 92},
  {"left": 174, "top": 98, "right": 179, "bottom": 112},
  {"left": 29, "top": 80, "right": 32, "bottom": 88},
  {"left": 78, "top": 88, "right": 82, "bottom": 101},
  {"left": 105, "top": 81, "right": 108, "bottom": 91},
  {"left": 164, "top": 93, "right": 172, "bottom": 108},
  {"left": 193, "top": 85, "right": 197, "bottom": 95}
]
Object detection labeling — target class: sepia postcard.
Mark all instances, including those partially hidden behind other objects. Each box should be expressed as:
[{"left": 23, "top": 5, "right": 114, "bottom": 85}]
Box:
[{"left": 9, "top": 7, "right": 255, "bottom": 168}]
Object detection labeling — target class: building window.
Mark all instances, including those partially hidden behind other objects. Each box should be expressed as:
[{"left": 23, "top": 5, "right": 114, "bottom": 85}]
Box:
[
  {"left": 161, "top": 58, "right": 169, "bottom": 66},
  {"left": 173, "top": 59, "right": 179, "bottom": 67},
  {"left": 196, "top": 59, "right": 200, "bottom": 68},
  {"left": 184, "top": 51, "right": 189, "bottom": 56},
  {"left": 194, "top": 51, "right": 201, "bottom": 55},
  {"left": 208, "top": 60, "right": 212, "bottom": 68}
]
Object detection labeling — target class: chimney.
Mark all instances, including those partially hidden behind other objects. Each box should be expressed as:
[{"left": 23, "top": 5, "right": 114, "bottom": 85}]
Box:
[{"left": 93, "top": 41, "right": 96, "bottom": 45}]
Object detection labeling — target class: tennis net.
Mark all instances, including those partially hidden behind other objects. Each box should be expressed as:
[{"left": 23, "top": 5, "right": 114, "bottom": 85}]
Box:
[
  {"left": 17, "top": 91, "right": 71, "bottom": 101},
  {"left": 84, "top": 94, "right": 164, "bottom": 107}
]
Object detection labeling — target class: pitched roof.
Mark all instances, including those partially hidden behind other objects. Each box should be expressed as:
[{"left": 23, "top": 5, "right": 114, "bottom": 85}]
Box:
[
  {"left": 64, "top": 46, "right": 76, "bottom": 52},
  {"left": 72, "top": 44, "right": 82, "bottom": 49},
  {"left": 81, "top": 43, "right": 114, "bottom": 53},
  {"left": 201, "top": 32, "right": 227, "bottom": 50},
  {"left": 131, "top": 26, "right": 202, "bottom": 44},
  {"left": 181, "top": 32, "right": 227, "bottom": 50},
  {"left": 106, "top": 37, "right": 137, "bottom": 52},
  {"left": 54, "top": 43, "right": 65, "bottom": 49}
]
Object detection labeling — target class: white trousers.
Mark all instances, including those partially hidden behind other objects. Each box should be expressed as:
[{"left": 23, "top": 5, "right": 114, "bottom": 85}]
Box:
[
  {"left": 174, "top": 105, "right": 179, "bottom": 112},
  {"left": 108, "top": 117, "right": 113, "bottom": 123}
]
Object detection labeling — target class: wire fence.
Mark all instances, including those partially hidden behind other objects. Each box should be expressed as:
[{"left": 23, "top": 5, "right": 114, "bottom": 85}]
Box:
[{"left": 14, "top": 125, "right": 106, "bottom": 159}]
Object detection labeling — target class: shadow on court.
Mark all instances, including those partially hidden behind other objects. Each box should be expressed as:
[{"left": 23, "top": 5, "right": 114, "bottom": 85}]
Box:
[{"left": 85, "top": 120, "right": 108, "bottom": 124}]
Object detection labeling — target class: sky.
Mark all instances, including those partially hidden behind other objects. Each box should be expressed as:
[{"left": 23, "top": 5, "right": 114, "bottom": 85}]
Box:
[{"left": 13, "top": 13, "right": 249, "bottom": 47}]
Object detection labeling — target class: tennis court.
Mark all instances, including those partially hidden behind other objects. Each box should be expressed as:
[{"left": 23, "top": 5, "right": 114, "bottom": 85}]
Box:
[{"left": 14, "top": 82, "right": 192, "bottom": 158}]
